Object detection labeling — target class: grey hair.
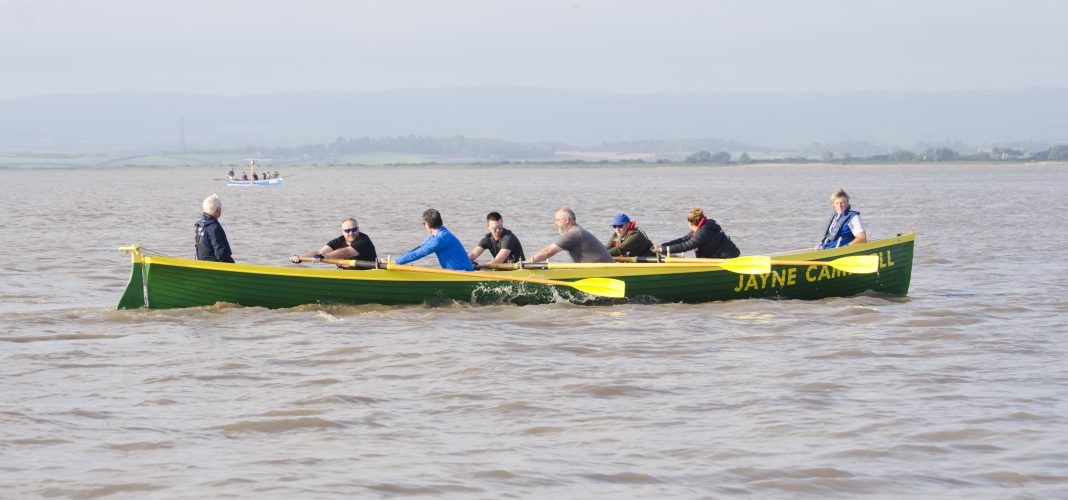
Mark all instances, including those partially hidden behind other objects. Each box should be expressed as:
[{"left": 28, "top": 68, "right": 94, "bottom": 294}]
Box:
[
  {"left": 202, "top": 194, "right": 222, "bottom": 214},
  {"left": 830, "top": 188, "right": 850, "bottom": 204},
  {"left": 342, "top": 217, "right": 358, "bottom": 227},
  {"left": 556, "top": 207, "right": 576, "bottom": 222}
]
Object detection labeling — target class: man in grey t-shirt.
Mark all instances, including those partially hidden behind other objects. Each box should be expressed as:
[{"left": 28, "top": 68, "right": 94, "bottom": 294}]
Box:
[{"left": 527, "top": 208, "right": 615, "bottom": 263}]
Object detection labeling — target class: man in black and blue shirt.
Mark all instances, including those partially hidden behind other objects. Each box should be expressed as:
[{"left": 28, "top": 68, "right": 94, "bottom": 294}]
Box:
[{"left": 290, "top": 218, "right": 377, "bottom": 267}]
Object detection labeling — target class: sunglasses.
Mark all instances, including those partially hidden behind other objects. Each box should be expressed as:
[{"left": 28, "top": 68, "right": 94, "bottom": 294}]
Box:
[
  {"left": 612, "top": 224, "right": 624, "bottom": 229},
  {"left": 343, "top": 227, "right": 359, "bottom": 234},
  {"left": 488, "top": 225, "right": 504, "bottom": 231}
]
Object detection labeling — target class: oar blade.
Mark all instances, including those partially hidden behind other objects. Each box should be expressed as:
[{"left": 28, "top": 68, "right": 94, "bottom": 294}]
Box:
[
  {"left": 829, "top": 255, "right": 879, "bottom": 274},
  {"left": 719, "top": 255, "right": 771, "bottom": 275},
  {"left": 570, "top": 278, "right": 626, "bottom": 298}
]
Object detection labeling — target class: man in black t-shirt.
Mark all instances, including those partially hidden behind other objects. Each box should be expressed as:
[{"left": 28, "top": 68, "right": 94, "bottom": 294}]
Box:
[
  {"left": 290, "top": 218, "right": 378, "bottom": 268},
  {"left": 467, "top": 212, "right": 525, "bottom": 264}
]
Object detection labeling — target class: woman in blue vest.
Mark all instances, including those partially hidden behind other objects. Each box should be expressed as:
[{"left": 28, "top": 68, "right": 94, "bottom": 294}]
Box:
[{"left": 818, "top": 188, "right": 867, "bottom": 250}]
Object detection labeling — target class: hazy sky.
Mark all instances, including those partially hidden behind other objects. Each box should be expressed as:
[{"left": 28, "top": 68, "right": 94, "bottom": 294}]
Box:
[{"left": 2, "top": 0, "right": 1066, "bottom": 100}]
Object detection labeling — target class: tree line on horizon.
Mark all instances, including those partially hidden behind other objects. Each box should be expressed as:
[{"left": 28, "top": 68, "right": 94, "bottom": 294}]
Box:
[
  {"left": 7, "top": 135, "right": 1068, "bottom": 165},
  {"left": 199, "top": 136, "right": 1068, "bottom": 164},
  {"left": 686, "top": 145, "right": 1068, "bottom": 164},
  {"left": 204, "top": 136, "right": 1068, "bottom": 164}
]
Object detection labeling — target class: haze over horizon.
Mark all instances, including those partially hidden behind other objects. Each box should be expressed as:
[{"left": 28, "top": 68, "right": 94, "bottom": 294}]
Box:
[
  {"left": 3, "top": 0, "right": 1067, "bottom": 155},
  {"left": 3, "top": 0, "right": 1067, "bottom": 101}
]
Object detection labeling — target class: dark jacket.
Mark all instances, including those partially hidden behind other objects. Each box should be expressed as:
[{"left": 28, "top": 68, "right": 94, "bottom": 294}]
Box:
[
  {"left": 194, "top": 213, "right": 235, "bottom": 263},
  {"left": 605, "top": 223, "right": 655, "bottom": 257},
  {"left": 660, "top": 219, "right": 740, "bottom": 259}
]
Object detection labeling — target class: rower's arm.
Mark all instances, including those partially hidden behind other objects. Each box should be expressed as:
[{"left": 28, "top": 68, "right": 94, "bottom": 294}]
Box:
[
  {"left": 326, "top": 246, "right": 358, "bottom": 258},
  {"left": 468, "top": 246, "right": 486, "bottom": 261},
  {"left": 528, "top": 244, "right": 561, "bottom": 263},
  {"left": 487, "top": 248, "right": 512, "bottom": 265}
]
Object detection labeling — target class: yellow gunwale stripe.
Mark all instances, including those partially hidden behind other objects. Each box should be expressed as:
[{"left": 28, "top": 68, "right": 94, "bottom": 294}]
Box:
[{"left": 139, "top": 232, "right": 914, "bottom": 282}]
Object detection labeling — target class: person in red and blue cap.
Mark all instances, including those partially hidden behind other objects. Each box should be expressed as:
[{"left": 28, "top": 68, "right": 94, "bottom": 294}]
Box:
[{"left": 604, "top": 213, "right": 655, "bottom": 257}]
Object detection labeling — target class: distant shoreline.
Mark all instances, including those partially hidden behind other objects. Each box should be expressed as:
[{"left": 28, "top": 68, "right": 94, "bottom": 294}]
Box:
[{"left": 3, "top": 160, "right": 1067, "bottom": 170}]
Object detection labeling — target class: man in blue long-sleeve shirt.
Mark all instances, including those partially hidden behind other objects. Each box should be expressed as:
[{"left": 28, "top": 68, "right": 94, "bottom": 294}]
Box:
[{"left": 395, "top": 209, "right": 474, "bottom": 271}]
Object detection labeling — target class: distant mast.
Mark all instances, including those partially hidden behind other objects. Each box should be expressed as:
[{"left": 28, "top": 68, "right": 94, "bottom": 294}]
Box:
[
  {"left": 242, "top": 158, "right": 271, "bottom": 181},
  {"left": 179, "top": 116, "right": 186, "bottom": 154}
]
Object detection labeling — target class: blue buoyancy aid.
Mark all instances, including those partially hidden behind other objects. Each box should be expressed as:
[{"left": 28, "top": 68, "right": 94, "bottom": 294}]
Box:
[{"left": 819, "top": 209, "right": 860, "bottom": 250}]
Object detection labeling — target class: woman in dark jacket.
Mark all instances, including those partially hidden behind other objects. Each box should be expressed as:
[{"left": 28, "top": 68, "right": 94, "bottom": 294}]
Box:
[{"left": 654, "top": 208, "right": 740, "bottom": 258}]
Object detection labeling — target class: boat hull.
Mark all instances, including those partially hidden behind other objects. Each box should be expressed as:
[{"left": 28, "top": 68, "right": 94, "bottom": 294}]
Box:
[
  {"left": 226, "top": 178, "right": 283, "bottom": 186},
  {"left": 117, "top": 233, "right": 914, "bottom": 309}
]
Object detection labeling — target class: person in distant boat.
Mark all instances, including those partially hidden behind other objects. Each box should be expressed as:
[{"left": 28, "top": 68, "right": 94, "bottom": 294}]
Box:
[
  {"left": 604, "top": 213, "right": 655, "bottom": 258},
  {"left": 273, "top": 171, "right": 280, "bottom": 179},
  {"left": 395, "top": 209, "right": 474, "bottom": 271},
  {"left": 227, "top": 168, "right": 235, "bottom": 180},
  {"left": 818, "top": 188, "right": 866, "bottom": 249},
  {"left": 241, "top": 172, "right": 249, "bottom": 181},
  {"left": 252, "top": 172, "right": 259, "bottom": 181},
  {"left": 468, "top": 212, "right": 525, "bottom": 265},
  {"left": 527, "top": 208, "right": 614, "bottom": 263},
  {"left": 194, "top": 194, "right": 235, "bottom": 263},
  {"left": 653, "top": 208, "right": 740, "bottom": 258},
  {"left": 291, "top": 217, "right": 377, "bottom": 267}
]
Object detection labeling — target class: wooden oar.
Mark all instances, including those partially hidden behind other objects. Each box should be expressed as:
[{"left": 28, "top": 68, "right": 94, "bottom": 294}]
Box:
[
  {"left": 386, "top": 263, "right": 625, "bottom": 298},
  {"left": 479, "top": 262, "right": 763, "bottom": 271},
  {"left": 611, "top": 255, "right": 771, "bottom": 274},
  {"left": 639, "top": 254, "right": 878, "bottom": 274},
  {"left": 614, "top": 254, "right": 879, "bottom": 274},
  {"left": 767, "top": 255, "right": 879, "bottom": 274}
]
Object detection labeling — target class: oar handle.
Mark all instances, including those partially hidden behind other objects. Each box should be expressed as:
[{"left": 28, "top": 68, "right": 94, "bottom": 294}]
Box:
[
  {"left": 390, "top": 262, "right": 569, "bottom": 286},
  {"left": 294, "top": 256, "right": 380, "bottom": 269},
  {"left": 476, "top": 262, "right": 551, "bottom": 270},
  {"left": 614, "top": 256, "right": 662, "bottom": 263},
  {"left": 475, "top": 263, "right": 520, "bottom": 270}
]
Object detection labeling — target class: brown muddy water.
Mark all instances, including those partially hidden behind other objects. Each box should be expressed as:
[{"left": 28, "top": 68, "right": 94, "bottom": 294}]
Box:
[{"left": 2, "top": 164, "right": 1067, "bottom": 498}]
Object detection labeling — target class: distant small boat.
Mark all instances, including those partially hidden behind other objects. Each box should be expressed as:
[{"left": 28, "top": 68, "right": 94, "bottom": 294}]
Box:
[
  {"left": 226, "top": 177, "right": 283, "bottom": 186},
  {"left": 225, "top": 158, "right": 281, "bottom": 186}
]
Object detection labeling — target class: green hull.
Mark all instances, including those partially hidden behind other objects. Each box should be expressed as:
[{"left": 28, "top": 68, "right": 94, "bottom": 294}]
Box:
[{"left": 117, "top": 233, "right": 914, "bottom": 310}]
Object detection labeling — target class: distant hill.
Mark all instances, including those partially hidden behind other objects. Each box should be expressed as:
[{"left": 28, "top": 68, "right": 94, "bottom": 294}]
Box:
[{"left": 2, "top": 87, "right": 1067, "bottom": 154}]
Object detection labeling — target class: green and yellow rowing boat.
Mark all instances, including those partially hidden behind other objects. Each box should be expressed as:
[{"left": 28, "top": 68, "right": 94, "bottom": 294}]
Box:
[{"left": 117, "top": 232, "right": 914, "bottom": 309}]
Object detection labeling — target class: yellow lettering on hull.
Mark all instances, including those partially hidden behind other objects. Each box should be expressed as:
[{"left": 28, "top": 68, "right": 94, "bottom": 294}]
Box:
[
  {"left": 733, "top": 268, "right": 798, "bottom": 293},
  {"left": 731, "top": 251, "right": 888, "bottom": 295},
  {"left": 879, "top": 250, "right": 895, "bottom": 268}
]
